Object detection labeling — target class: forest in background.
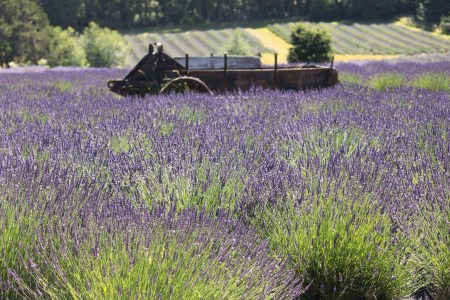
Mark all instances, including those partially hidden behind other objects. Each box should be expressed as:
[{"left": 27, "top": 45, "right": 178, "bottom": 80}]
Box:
[
  {"left": 39, "top": 0, "right": 450, "bottom": 29},
  {"left": 1, "top": 0, "right": 449, "bottom": 66}
]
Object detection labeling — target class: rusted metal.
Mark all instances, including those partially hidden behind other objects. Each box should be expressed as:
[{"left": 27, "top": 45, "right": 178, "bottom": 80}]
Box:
[
  {"left": 107, "top": 42, "right": 338, "bottom": 97},
  {"left": 160, "top": 76, "right": 213, "bottom": 95},
  {"left": 223, "top": 53, "right": 228, "bottom": 91},
  {"left": 274, "top": 53, "right": 279, "bottom": 90}
]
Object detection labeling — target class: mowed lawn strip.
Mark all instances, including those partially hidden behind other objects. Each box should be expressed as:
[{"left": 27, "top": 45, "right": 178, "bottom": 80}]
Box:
[{"left": 245, "top": 28, "right": 291, "bottom": 64}]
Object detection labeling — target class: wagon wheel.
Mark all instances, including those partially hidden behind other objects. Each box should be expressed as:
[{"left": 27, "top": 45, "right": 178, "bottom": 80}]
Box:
[{"left": 160, "top": 76, "right": 213, "bottom": 95}]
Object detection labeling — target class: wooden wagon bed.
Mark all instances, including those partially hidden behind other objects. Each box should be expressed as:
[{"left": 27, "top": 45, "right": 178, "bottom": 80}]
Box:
[{"left": 108, "top": 43, "right": 338, "bottom": 96}]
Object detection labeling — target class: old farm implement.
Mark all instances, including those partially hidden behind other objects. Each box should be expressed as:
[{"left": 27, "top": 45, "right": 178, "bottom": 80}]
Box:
[{"left": 107, "top": 43, "right": 338, "bottom": 96}]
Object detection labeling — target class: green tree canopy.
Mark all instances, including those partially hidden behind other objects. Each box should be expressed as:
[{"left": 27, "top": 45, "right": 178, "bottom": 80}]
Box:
[
  {"left": 0, "top": 0, "right": 52, "bottom": 65},
  {"left": 40, "top": 0, "right": 82, "bottom": 29},
  {"left": 81, "top": 22, "right": 129, "bottom": 67},
  {"left": 416, "top": 0, "right": 450, "bottom": 24},
  {"left": 46, "top": 26, "right": 87, "bottom": 66},
  {"left": 31, "top": 0, "right": 449, "bottom": 30},
  {"left": 288, "top": 24, "right": 332, "bottom": 63}
]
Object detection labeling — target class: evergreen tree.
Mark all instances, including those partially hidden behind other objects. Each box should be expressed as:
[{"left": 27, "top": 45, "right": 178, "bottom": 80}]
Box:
[
  {"left": 40, "top": 0, "right": 82, "bottom": 29},
  {"left": 288, "top": 23, "right": 332, "bottom": 63},
  {"left": 416, "top": 0, "right": 450, "bottom": 24},
  {"left": 308, "top": 0, "right": 334, "bottom": 20},
  {"left": 0, "top": 0, "right": 52, "bottom": 65},
  {"left": 347, "top": 0, "right": 398, "bottom": 19},
  {"left": 26, "top": 0, "right": 450, "bottom": 30}
]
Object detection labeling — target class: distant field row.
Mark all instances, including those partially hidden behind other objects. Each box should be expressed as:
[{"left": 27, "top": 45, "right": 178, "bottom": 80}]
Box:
[
  {"left": 124, "top": 28, "right": 269, "bottom": 63},
  {"left": 268, "top": 22, "right": 450, "bottom": 55},
  {"left": 124, "top": 22, "right": 450, "bottom": 65}
]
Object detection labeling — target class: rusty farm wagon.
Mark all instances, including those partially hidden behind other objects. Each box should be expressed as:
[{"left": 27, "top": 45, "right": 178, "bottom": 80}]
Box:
[{"left": 107, "top": 43, "right": 338, "bottom": 96}]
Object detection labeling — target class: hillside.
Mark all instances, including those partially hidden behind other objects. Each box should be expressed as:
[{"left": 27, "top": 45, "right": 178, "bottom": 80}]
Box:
[{"left": 124, "top": 21, "right": 450, "bottom": 66}]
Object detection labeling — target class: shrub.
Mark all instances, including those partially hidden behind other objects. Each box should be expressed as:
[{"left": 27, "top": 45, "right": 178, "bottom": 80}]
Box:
[
  {"left": 339, "top": 72, "right": 364, "bottom": 85},
  {"left": 412, "top": 72, "right": 450, "bottom": 91},
  {"left": 287, "top": 23, "right": 332, "bottom": 63},
  {"left": 15, "top": 208, "right": 305, "bottom": 299},
  {"left": 81, "top": 22, "right": 129, "bottom": 68},
  {"left": 440, "top": 15, "right": 450, "bottom": 34},
  {"left": 0, "top": 200, "right": 38, "bottom": 299},
  {"left": 46, "top": 26, "right": 87, "bottom": 67},
  {"left": 369, "top": 73, "right": 406, "bottom": 90},
  {"left": 412, "top": 198, "right": 450, "bottom": 300},
  {"left": 256, "top": 191, "right": 417, "bottom": 299},
  {"left": 0, "top": 189, "right": 56, "bottom": 299}
]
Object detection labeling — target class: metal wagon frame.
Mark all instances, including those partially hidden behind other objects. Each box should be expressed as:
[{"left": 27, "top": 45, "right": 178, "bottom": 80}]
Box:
[{"left": 108, "top": 43, "right": 338, "bottom": 97}]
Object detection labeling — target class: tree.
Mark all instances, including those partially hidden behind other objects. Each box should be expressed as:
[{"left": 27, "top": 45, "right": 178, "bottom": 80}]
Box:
[
  {"left": 308, "top": 0, "right": 335, "bottom": 20},
  {"left": 347, "top": 0, "right": 398, "bottom": 20},
  {"left": 287, "top": 23, "right": 332, "bottom": 63},
  {"left": 440, "top": 15, "right": 450, "bottom": 34},
  {"left": 0, "top": 0, "right": 52, "bottom": 65},
  {"left": 81, "top": 22, "right": 129, "bottom": 67},
  {"left": 46, "top": 26, "right": 87, "bottom": 66},
  {"left": 40, "top": 0, "right": 82, "bottom": 29},
  {"left": 416, "top": 0, "right": 450, "bottom": 24}
]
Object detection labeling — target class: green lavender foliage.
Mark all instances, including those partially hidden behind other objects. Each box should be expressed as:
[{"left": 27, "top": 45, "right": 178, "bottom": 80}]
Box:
[
  {"left": 255, "top": 178, "right": 417, "bottom": 299},
  {"left": 369, "top": 73, "right": 405, "bottom": 90},
  {"left": 412, "top": 72, "right": 450, "bottom": 91},
  {"left": 412, "top": 196, "right": 450, "bottom": 300}
]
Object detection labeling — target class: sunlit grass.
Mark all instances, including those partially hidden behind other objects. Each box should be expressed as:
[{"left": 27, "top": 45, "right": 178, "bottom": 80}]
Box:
[
  {"left": 339, "top": 70, "right": 450, "bottom": 92},
  {"left": 369, "top": 73, "right": 406, "bottom": 90},
  {"left": 338, "top": 72, "right": 364, "bottom": 85},
  {"left": 245, "top": 28, "right": 291, "bottom": 64},
  {"left": 335, "top": 54, "right": 400, "bottom": 62},
  {"left": 412, "top": 72, "right": 450, "bottom": 91}
]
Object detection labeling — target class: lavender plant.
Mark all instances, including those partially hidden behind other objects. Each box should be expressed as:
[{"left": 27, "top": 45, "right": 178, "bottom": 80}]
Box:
[
  {"left": 16, "top": 205, "right": 305, "bottom": 299},
  {"left": 337, "top": 61, "right": 450, "bottom": 92},
  {"left": 368, "top": 72, "right": 406, "bottom": 90},
  {"left": 411, "top": 196, "right": 450, "bottom": 300},
  {"left": 0, "top": 61, "right": 449, "bottom": 299},
  {"left": 255, "top": 185, "right": 417, "bottom": 299},
  {"left": 412, "top": 72, "right": 450, "bottom": 91},
  {"left": 0, "top": 198, "right": 38, "bottom": 298}
]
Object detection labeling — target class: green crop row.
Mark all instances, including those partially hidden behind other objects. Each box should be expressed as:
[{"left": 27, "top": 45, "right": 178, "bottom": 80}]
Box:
[
  {"left": 267, "top": 21, "right": 450, "bottom": 55},
  {"left": 123, "top": 21, "right": 449, "bottom": 66},
  {"left": 124, "top": 28, "right": 268, "bottom": 60}
]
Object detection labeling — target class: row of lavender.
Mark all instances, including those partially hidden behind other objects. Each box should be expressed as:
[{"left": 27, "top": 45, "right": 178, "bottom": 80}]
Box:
[
  {"left": 0, "top": 62, "right": 449, "bottom": 299},
  {"left": 337, "top": 61, "right": 450, "bottom": 91}
]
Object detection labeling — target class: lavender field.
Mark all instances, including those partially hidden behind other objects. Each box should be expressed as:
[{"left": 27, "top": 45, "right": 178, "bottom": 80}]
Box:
[{"left": 1, "top": 62, "right": 450, "bottom": 299}]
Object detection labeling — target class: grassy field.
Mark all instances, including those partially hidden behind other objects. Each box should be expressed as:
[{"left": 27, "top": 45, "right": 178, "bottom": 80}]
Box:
[{"left": 123, "top": 20, "right": 450, "bottom": 65}]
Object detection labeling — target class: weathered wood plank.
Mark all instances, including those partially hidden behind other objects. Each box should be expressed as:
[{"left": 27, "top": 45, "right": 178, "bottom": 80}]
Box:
[{"left": 174, "top": 56, "right": 261, "bottom": 70}]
